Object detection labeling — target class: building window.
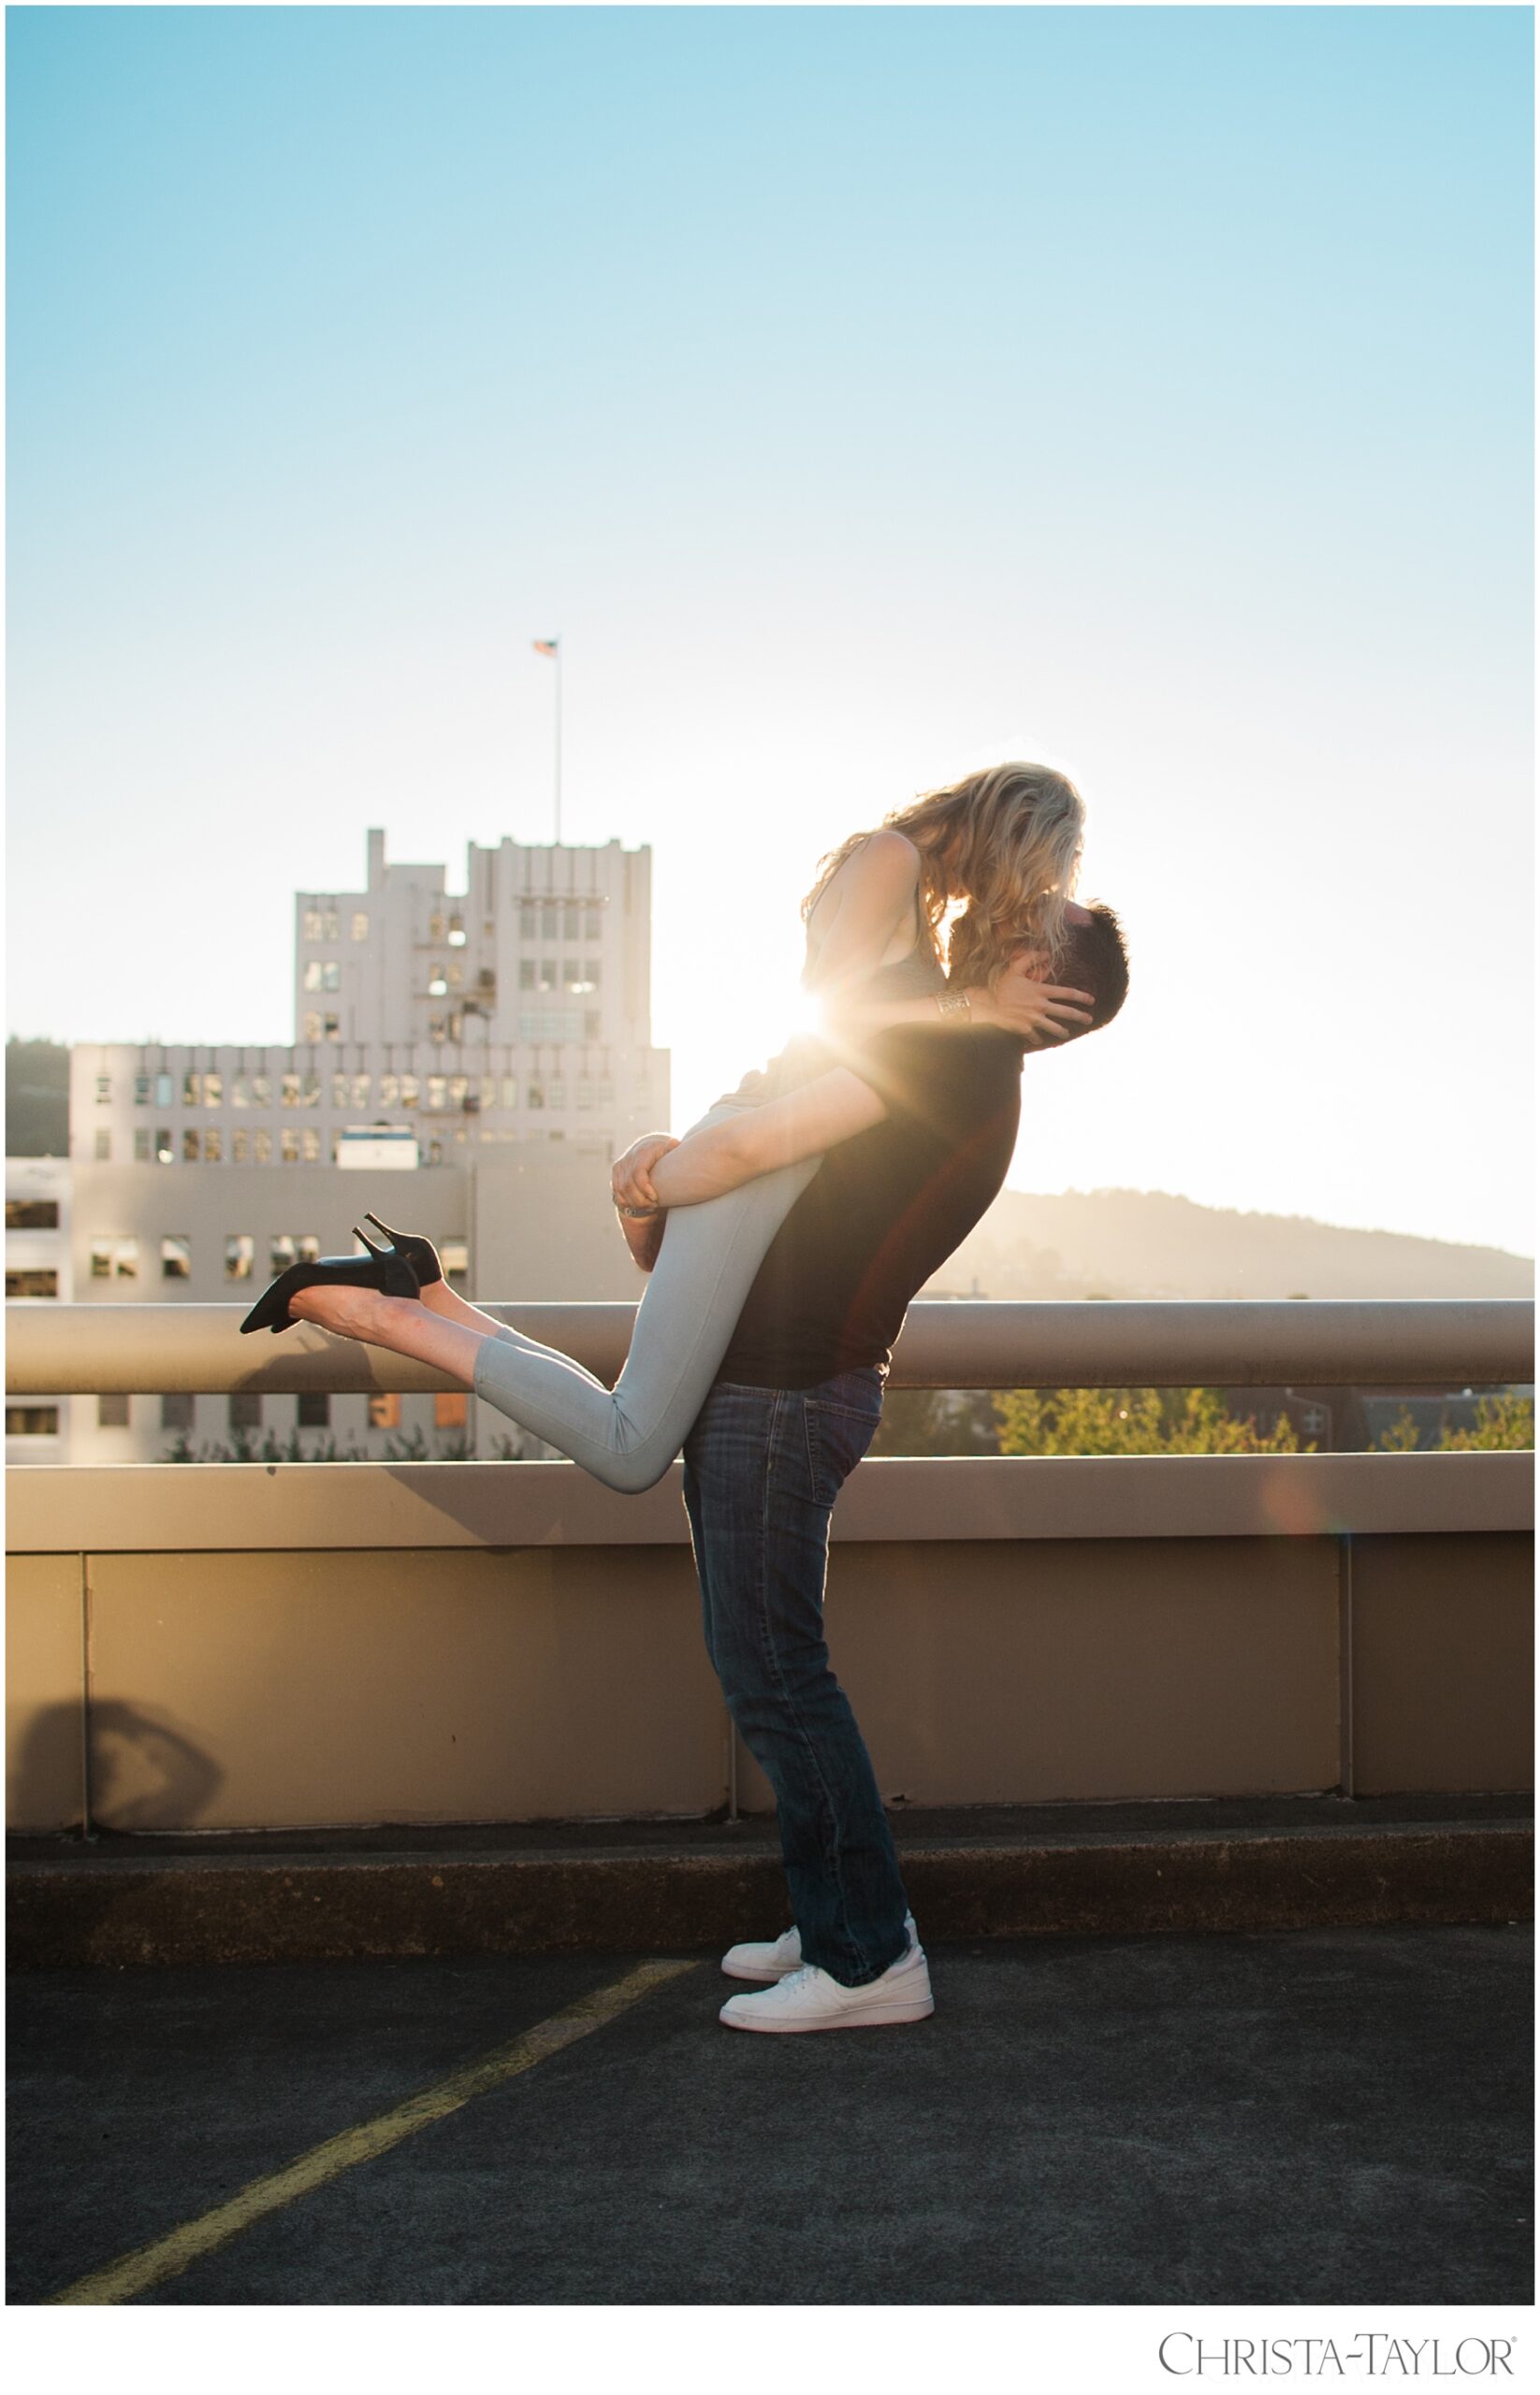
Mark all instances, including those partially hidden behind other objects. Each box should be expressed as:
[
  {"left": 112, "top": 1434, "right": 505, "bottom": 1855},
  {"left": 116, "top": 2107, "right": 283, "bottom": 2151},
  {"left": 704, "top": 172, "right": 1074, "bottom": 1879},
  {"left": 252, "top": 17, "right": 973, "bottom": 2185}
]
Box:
[
  {"left": 90, "top": 1241, "right": 111, "bottom": 1280},
  {"left": 232, "top": 1076, "right": 252, "bottom": 1107},
  {"left": 429, "top": 972, "right": 448, "bottom": 998},
  {"left": 501, "top": 1077, "right": 517, "bottom": 1110},
  {"left": 182, "top": 1128, "right": 200, "bottom": 1163},
  {"left": 300, "top": 1128, "right": 321, "bottom": 1163},
  {"left": 6, "top": 1269, "right": 58, "bottom": 1299},
  {"left": 182, "top": 1071, "right": 200, "bottom": 1106},
  {"left": 584, "top": 906, "right": 603, "bottom": 940},
  {"left": 134, "top": 1128, "right": 151, "bottom": 1162},
  {"left": 93, "top": 1129, "right": 111, "bottom": 1161},
  {"left": 368, "top": 1392, "right": 400, "bottom": 1430},
  {"left": 562, "top": 905, "right": 580, "bottom": 941},
  {"left": 98, "top": 1394, "right": 130, "bottom": 1429},
  {"left": 7, "top": 1405, "right": 59, "bottom": 1436},
  {"left": 442, "top": 1241, "right": 469, "bottom": 1283},
  {"left": 231, "top": 1129, "right": 250, "bottom": 1162},
  {"left": 270, "top": 1234, "right": 297, "bottom": 1274},
  {"left": 91, "top": 1237, "right": 138, "bottom": 1282},
  {"left": 399, "top": 1076, "right": 419, "bottom": 1110},
  {"left": 527, "top": 1081, "right": 545, "bottom": 1110},
  {"left": 518, "top": 960, "right": 536, "bottom": 992},
  {"left": 254, "top": 1128, "right": 272, "bottom": 1164},
  {"left": 229, "top": 1392, "right": 262, "bottom": 1432},
  {"left": 225, "top": 1235, "right": 254, "bottom": 1281},
  {"left": 298, "top": 1074, "right": 320, "bottom": 1107},
  {"left": 162, "top": 1236, "right": 192, "bottom": 1280},
  {"left": 205, "top": 1126, "right": 224, "bottom": 1163},
  {"left": 351, "top": 912, "right": 369, "bottom": 941},
  {"left": 448, "top": 1075, "right": 469, "bottom": 1108},
  {"left": 280, "top": 1130, "right": 299, "bottom": 1162},
  {"left": 161, "top": 1393, "right": 194, "bottom": 1431},
  {"left": 203, "top": 1074, "right": 223, "bottom": 1107},
  {"left": 6, "top": 1199, "right": 59, "bottom": 1230},
  {"left": 282, "top": 1073, "right": 301, "bottom": 1107},
  {"left": 548, "top": 1081, "right": 567, "bottom": 1110},
  {"left": 331, "top": 1074, "right": 350, "bottom": 1108},
  {"left": 352, "top": 1073, "right": 370, "bottom": 1109},
  {"left": 155, "top": 1127, "right": 174, "bottom": 1164},
  {"left": 252, "top": 1075, "right": 271, "bottom": 1107},
  {"left": 519, "top": 903, "right": 539, "bottom": 938},
  {"left": 447, "top": 915, "right": 466, "bottom": 948},
  {"left": 301, "top": 1014, "right": 322, "bottom": 1043},
  {"left": 379, "top": 1074, "right": 399, "bottom": 1108},
  {"left": 95, "top": 1074, "right": 112, "bottom": 1104},
  {"left": 429, "top": 911, "right": 446, "bottom": 941},
  {"left": 134, "top": 1074, "right": 152, "bottom": 1106},
  {"left": 576, "top": 1080, "right": 594, "bottom": 1110},
  {"left": 298, "top": 1392, "right": 330, "bottom": 1429},
  {"left": 434, "top": 1392, "right": 468, "bottom": 1429},
  {"left": 155, "top": 1072, "right": 174, "bottom": 1109},
  {"left": 427, "top": 1016, "right": 447, "bottom": 1043},
  {"left": 302, "top": 907, "right": 338, "bottom": 942},
  {"left": 426, "top": 1077, "right": 446, "bottom": 1111}
]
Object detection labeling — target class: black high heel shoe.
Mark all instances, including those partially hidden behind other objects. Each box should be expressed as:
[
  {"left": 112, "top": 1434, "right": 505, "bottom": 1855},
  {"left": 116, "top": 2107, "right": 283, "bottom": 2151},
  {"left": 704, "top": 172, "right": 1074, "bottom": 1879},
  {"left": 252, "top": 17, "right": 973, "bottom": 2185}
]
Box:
[
  {"left": 357, "top": 1210, "right": 443, "bottom": 1287},
  {"left": 239, "top": 1236, "right": 421, "bottom": 1335}
]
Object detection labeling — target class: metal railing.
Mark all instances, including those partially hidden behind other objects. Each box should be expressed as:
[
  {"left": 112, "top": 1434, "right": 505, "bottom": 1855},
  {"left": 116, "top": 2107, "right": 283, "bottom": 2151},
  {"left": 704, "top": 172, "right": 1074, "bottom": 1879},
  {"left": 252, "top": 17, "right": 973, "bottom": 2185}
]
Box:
[{"left": 6, "top": 1298, "right": 1533, "bottom": 1396}]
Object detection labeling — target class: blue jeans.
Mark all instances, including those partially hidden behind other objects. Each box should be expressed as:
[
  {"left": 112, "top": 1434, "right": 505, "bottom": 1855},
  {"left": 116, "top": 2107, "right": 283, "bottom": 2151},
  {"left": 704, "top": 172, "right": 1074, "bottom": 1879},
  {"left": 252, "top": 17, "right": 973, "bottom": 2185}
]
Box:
[{"left": 681, "top": 1367, "right": 911, "bottom": 1988}]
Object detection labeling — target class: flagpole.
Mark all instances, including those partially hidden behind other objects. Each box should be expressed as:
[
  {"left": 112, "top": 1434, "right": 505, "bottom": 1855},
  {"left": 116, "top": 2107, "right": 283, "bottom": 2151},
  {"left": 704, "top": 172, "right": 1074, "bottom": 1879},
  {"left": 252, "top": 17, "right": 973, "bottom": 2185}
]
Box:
[{"left": 554, "top": 638, "right": 562, "bottom": 845}]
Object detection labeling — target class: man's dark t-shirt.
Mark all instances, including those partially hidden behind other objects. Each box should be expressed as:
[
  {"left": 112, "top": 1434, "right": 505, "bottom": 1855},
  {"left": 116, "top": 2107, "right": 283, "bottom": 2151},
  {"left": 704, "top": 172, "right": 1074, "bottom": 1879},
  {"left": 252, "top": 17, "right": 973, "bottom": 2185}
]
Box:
[{"left": 716, "top": 1025, "right": 1025, "bottom": 1390}]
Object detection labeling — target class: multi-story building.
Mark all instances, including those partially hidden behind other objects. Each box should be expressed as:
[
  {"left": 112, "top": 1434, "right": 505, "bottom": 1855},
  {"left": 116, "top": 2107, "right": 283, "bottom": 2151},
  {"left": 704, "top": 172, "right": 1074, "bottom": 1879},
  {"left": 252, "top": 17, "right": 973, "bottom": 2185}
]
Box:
[
  {"left": 79, "top": 830, "right": 666, "bottom": 1173},
  {"left": 5, "top": 1156, "right": 73, "bottom": 1465},
  {"left": 18, "top": 830, "right": 670, "bottom": 1467}
]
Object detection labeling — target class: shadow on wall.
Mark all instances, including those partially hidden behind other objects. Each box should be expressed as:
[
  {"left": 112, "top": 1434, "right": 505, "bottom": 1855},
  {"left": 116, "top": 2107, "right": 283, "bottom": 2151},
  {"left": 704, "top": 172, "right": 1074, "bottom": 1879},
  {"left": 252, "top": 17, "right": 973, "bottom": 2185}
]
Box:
[{"left": 14, "top": 1701, "right": 224, "bottom": 1832}]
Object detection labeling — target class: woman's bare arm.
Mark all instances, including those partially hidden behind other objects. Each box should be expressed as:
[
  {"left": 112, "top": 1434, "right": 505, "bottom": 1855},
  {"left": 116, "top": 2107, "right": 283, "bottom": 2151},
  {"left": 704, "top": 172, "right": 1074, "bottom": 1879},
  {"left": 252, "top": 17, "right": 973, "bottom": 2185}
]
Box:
[{"left": 647, "top": 1068, "right": 888, "bottom": 1207}]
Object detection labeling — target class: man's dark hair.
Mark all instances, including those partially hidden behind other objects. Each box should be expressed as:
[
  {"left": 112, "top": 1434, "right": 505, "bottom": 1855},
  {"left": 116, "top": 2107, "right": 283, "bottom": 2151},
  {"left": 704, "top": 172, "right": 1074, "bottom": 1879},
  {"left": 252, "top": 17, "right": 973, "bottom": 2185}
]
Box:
[{"left": 1065, "top": 903, "right": 1128, "bottom": 1033}]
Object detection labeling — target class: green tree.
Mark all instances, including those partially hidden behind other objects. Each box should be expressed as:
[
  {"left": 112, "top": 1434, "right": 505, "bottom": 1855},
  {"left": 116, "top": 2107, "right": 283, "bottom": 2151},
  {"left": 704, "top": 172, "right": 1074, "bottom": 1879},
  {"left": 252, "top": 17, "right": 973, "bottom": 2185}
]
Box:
[
  {"left": 994, "top": 1386, "right": 1308, "bottom": 1457},
  {"left": 1440, "top": 1394, "right": 1534, "bottom": 1451}
]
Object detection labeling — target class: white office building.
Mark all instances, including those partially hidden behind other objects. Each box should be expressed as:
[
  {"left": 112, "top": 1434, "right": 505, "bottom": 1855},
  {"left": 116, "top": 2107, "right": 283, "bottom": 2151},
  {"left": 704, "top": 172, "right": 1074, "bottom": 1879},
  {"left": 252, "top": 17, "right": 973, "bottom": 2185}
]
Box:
[{"left": 19, "top": 830, "right": 670, "bottom": 1467}]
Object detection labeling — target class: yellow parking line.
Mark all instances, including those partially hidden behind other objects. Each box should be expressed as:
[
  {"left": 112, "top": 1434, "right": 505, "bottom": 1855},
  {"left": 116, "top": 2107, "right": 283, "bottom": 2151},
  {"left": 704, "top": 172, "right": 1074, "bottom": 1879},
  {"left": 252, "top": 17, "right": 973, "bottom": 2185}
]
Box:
[{"left": 50, "top": 1955, "right": 702, "bottom": 2306}]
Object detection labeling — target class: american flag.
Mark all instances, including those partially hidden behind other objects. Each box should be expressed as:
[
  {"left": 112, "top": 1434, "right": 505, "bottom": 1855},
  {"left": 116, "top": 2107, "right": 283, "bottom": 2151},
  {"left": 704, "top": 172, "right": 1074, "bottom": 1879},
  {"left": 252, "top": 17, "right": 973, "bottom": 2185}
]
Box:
[{"left": 531, "top": 638, "right": 559, "bottom": 659}]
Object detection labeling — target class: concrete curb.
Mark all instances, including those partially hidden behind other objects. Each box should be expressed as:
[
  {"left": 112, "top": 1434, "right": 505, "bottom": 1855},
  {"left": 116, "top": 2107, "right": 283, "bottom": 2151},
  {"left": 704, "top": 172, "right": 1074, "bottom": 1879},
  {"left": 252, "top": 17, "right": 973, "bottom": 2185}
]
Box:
[{"left": 7, "top": 1822, "right": 1532, "bottom": 1967}]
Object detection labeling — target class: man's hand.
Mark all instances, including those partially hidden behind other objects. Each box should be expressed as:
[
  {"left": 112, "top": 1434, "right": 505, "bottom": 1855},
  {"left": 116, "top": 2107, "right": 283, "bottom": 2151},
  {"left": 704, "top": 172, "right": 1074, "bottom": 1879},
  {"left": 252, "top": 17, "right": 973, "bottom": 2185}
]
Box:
[
  {"left": 612, "top": 1132, "right": 680, "bottom": 1213},
  {"left": 971, "top": 956, "right": 1095, "bottom": 1048}
]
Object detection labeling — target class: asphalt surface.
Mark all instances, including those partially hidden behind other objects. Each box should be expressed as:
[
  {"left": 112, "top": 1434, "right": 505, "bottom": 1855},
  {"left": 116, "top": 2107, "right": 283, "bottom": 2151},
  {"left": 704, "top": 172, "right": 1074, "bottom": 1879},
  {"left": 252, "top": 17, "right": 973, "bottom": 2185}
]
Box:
[{"left": 7, "top": 1923, "right": 1533, "bottom": 2306}]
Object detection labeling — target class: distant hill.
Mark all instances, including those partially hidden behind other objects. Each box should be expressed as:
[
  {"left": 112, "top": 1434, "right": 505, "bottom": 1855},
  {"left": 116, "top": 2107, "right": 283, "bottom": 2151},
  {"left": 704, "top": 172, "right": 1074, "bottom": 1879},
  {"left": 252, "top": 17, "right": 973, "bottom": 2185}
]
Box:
[
  {"left": 927, "top": 1188, "right": 1534, "bottom": 1302},
  {"left": 5, "top": 1039, "right": 68, "bottom": 1158}
]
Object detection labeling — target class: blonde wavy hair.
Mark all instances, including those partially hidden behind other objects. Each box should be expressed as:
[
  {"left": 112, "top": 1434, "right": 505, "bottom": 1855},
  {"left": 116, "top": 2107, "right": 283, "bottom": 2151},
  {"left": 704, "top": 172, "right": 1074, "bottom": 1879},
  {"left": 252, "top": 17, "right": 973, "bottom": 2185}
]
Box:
[{"left": 804, "top": 762, "right": 1086, "bottom": 986}]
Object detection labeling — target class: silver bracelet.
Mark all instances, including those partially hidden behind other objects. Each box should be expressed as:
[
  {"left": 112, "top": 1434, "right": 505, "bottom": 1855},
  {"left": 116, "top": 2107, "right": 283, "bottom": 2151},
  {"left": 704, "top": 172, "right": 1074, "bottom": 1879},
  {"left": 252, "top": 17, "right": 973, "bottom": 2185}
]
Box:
[
  {"left": 934, "top": 989, "right": 972, "bottom": 1021},
  {"left": 617, "top": 1201, "right": 662, "bottom": 1220}
]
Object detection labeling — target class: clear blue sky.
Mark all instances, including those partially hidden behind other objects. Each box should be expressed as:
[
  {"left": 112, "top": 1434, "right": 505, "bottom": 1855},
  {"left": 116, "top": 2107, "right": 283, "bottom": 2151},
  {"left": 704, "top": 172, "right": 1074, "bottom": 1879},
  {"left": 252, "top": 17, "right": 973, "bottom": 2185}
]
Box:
[{"left": 8, "top": 5, "right": 1533, "bottom": 1255}]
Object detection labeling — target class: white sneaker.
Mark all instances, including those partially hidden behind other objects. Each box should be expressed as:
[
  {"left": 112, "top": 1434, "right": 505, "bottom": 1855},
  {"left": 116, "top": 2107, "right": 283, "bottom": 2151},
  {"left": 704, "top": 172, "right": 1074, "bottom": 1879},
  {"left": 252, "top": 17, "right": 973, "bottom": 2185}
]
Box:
[
  {"left": 720, "top": 1912, "right": 918, "bottom": 1983},
  {"left": 719, "top": 1942, "right": 935, "bottom": 2034}
]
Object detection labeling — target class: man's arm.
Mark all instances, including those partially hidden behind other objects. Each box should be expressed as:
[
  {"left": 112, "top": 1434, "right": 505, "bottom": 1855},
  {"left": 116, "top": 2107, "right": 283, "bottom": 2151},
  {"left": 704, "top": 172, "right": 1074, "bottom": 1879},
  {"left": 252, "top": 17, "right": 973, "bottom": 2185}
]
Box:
[{"left": 647, "top": 1067, "right": 890, "bottom": 1207}]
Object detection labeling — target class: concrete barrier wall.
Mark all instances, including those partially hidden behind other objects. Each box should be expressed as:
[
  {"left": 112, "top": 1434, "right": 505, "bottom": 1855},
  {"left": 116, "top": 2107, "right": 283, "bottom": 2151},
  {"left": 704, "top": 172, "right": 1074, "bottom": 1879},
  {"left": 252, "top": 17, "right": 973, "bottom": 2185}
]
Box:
[{"left": 7, "top": 1454, "right": 1532, "bottom": 1831}]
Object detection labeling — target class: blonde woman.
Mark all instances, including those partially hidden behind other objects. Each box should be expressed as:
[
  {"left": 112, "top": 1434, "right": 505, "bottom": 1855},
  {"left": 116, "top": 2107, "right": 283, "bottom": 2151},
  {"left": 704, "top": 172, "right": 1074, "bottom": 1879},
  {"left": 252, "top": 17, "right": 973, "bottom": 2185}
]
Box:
[{"left": 242, "top": 763, "right": 1102, "bottom": 1489}]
